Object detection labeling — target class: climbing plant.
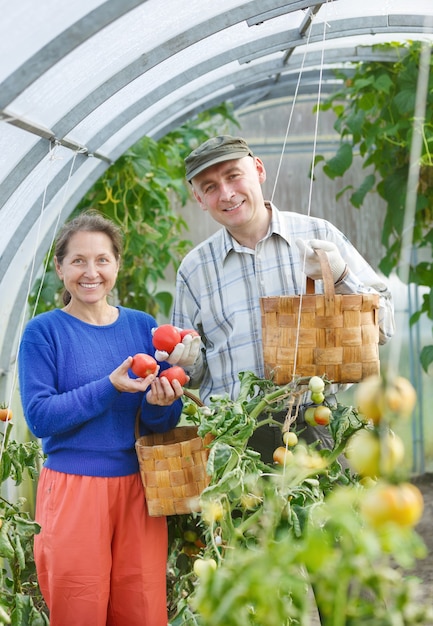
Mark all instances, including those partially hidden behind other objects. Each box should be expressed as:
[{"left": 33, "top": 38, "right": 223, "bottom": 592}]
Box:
[
  {"left": 30, "top": 103, "right": 239, "bottom": 318},
  {"left": 315, "top": 41, "right": 433, "bottom": 373}
]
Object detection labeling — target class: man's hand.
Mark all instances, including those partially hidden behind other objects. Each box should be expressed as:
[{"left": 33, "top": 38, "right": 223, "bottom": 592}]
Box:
[
  {"left": 296, "top": 238, "right": 347, "bottom": 283},
  {"left": 154, "top": 331, "right": 201, "bottom": 367}
]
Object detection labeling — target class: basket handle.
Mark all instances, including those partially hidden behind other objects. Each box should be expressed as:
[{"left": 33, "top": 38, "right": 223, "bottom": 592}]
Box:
[
  {"left": 135, "top": 389, "right": 204, "bottom": 440},
  {"left": 305, "top": 248, "right": 335, "bottom": 306}
]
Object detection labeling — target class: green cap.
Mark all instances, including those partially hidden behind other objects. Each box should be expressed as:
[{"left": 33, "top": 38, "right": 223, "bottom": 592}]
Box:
[{"left": 185, "top": 135, "right": 254, "bottom": 182}]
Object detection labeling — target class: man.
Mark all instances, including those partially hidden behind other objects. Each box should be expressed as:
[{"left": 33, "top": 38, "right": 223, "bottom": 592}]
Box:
[{"left": 156, "top": 135, "right": 395, "bottom": 463}]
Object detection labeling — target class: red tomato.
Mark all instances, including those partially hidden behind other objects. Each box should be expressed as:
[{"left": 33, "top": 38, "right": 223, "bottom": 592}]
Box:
[
  {"left": 152, "top": 324, "right": 182, "bottom": 353},
  {"left": 131, "top": 353, "right": 158, "bottom": 377},
  {"left": 314, "top": 405, "right": 332, "bottom": 426},
  {"left": 160, "top": 366, "right": 188, "bottom": 387},
  {"left": 0, "top": 407, "right": 12, "bottom": 422},
  {"left": 179, "top": 328, "right": 199, "bottom": 340}
]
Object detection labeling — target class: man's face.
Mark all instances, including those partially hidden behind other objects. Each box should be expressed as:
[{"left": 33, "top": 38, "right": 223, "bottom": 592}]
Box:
[{"left": 191, "top": 155, "right": 267, "bottom": 232}]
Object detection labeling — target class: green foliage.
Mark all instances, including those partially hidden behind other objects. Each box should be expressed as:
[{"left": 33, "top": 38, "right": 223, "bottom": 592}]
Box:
[
  {"left": 316, "top": 41, "right": 433, "bottom": 372},
  {"left": 0, "top": 422, "right": 48, "bottom": 625},
  {"left": 30, "top": 103, "right": 239, "bottom": 318},
  {"left": 166, "top": 372, "right": 432, "bottom": 625}
]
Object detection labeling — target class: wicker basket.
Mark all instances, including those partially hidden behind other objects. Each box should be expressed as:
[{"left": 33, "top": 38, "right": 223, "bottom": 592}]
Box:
[
  {"left": 260, "top": 249, "right": 380, "bottom": 385},
  {"left": 135, "top": 391, "right": 213, "bottom": 516}
]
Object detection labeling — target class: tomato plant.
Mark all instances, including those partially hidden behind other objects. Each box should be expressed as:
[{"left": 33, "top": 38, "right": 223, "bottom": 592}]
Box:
[
  {"left": 131, "top": 353, "right": 158, "bottom": 377},
  {"left": 160, "top": 365, "right": 188, "bottom": 386},
  {"left": 0, "top": 421, "right": 48, "bottom": 624},
  {"left": 166, "top": 370, "right": 432, "bottom": 626}
]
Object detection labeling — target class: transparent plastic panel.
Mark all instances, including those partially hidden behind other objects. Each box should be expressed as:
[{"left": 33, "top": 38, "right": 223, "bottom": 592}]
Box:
[
  {"left": 0, "top": 0, "right": 106, "bottom": 80},
  {"left": 0, "top": 123, "right": 40, "bottom": 184},
  {"left": 5, "top": 2, "right": 303, "bottom": 129}
]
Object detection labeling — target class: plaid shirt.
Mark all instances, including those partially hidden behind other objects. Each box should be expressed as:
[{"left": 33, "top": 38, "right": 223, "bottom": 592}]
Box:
[{"left": 172, "top": 203, "right": 395, "bottom": 403}]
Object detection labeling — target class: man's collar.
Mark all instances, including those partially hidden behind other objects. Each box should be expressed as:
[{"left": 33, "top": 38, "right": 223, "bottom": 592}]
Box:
[{"left": 221, "top": 202, "right": 291, "bottom": 261}]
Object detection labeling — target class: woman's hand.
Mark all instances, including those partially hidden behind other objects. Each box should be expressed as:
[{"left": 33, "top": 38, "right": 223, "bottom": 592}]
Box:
[
  {"left": 146, "top": 375, "right": 187, "bottom": 406},
  {"left": 109, "top": 356, "right": 160, "bottom": 393}
]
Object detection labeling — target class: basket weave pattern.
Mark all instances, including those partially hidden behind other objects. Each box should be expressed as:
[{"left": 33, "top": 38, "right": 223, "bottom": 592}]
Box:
[
  {"left": 136, "top": 400, "right": 213, "bottom": 516},
  {"left": 260, "top": 249, "right": 380, "bottom": 385}
]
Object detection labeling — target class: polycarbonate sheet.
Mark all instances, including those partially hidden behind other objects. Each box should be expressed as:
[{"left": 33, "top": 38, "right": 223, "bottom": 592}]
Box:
[
  {"left": 0, "top": 0, "right": 106, "bottom": 80},
  {"left": 60, "top": 12, "right": 305, "bottom": 147},
  {"left": 0, "top": 124, "right": 41, "bottom": 185},
  {"left": 5, "top": 0, "right": 274, "bottom": 129}
]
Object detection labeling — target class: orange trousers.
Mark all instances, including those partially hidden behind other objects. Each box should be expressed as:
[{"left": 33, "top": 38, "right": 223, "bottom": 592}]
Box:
[{"left": 34, "top": 468, "right": 168, "bottom": 626}]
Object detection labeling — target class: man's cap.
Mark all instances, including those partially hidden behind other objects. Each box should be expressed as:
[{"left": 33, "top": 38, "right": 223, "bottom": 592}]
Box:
[{"left": 184, "top": 135, "right": 254, "bottom": 182}]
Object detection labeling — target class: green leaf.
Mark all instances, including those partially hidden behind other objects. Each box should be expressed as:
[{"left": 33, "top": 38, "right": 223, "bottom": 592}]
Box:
[
  {"left": 420, "top": 345, "right": 433, "bottom": 373},
  {"left": 323, "top": 143, "right": 353, "bottom": 179},
  {"left": 394, "top": 88, "right": 416, "bottom": 114},
  {"left": 350, "top": 173, "right": 376, "bottom": 208},
  {"left": 373, "top": 72, "right": 395, "bottom": 94}
]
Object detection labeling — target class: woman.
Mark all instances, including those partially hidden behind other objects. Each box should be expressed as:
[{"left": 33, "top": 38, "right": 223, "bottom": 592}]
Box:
[{"left": 18, "top": 211, "right": 183, "bottom": 626}]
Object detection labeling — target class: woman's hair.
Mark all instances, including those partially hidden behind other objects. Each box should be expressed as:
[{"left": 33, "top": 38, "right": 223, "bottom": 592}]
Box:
[{"left": 55, "top": 210, "right": 123, "bottom": 306}]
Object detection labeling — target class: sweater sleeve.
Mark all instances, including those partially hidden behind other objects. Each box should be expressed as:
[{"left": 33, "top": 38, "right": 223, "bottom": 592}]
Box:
[
  {"left": 138, "top": 395, "right": 182, "bottom": 435},
  {"left": 18, "top": 322, "right": 121, "bottom": 438}
]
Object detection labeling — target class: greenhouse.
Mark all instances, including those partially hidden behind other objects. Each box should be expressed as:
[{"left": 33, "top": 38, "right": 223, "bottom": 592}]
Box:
[{"left": 1, "top": 1, "right": 433, "bottom": 624}]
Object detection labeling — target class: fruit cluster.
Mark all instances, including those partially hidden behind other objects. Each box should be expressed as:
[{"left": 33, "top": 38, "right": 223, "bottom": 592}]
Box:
[
  {"left": 304, "top": 376, "right": 332, "bottom": 427},
  {"left": 130, "top": 324, "right": 198, "bottom": 386}
]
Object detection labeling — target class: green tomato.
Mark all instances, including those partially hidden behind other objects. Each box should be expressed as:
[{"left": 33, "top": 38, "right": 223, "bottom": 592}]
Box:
[
  {"left": 282, "top": 431, "right": 298, "bottom": 447},
  {"left": 304, "top": 406, "right": 317, "bottom": 426},
  {"left": 308, "top": 376, "right": 325, "bottom": 394},
  {"left": 193, "top": 558, "right": 217, "bottom": 577},
  {"left": 310, "top": 391, "right": 325, "bottom": 404}
]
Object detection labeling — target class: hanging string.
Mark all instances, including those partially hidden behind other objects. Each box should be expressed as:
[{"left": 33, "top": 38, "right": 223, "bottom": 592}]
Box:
[
  {"left": 270, "top": 17, "right": 314, "bottom": 203},
  {"left": 291, "top": 3, "right": 330, "bottom": 382}
]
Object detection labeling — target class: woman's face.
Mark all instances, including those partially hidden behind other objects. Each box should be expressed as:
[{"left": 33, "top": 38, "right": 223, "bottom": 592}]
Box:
[{"left": 55, "top": 230, "right": 119, "bottom": 307}]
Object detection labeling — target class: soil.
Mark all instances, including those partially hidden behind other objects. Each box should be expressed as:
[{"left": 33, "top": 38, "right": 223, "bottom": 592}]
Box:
[{"left": 411, "top": 473, "right": 433, "bottom": 604}]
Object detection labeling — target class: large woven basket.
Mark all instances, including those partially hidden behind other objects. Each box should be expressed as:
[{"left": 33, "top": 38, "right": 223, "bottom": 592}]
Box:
[
  {"left": 260, "top": 248, "right": 380, "bottom": 385},
  {"left": 135, "top": 391, "right": 213, "bottom": 516}
]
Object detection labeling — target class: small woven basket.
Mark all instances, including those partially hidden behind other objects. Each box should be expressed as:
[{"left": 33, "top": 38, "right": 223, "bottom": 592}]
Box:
[
  {"left": 260, "top": 249, "right": 380, "bottom": 385},
  {"left": 135, "top": 391, "right": 213, "bottom": 517}
]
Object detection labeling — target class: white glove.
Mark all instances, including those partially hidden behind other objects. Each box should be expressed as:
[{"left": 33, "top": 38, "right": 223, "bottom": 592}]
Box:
[
  {"left": 296, "top": 238, "right": 347, "bottom": 283},
  {"left": 154, "top": 332, "right": 201, "bottom": 367}
]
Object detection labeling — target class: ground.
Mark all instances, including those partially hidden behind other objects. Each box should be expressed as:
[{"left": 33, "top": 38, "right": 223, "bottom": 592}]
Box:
[{"left": 412, "top": 472, "right": 433, "bottom": 603}]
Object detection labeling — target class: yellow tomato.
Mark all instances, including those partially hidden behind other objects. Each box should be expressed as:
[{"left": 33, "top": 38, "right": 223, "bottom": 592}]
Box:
[
  {"left": 355, "top": 375, "right": 417, "bottom": 424},
  {"left": 345, "top": 429, "right": 405, "bottom": 478},
  {"left": 273, "top": 446, "right": 293, "bottom": 466},
  {"left": 360, "top": 481, "right": 424, "bottom": 528}
]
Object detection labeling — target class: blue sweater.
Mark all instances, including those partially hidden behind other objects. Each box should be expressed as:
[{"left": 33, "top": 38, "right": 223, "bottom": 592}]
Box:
[{"left": 18, "top": 306, "right": 182, "bottom": 477}]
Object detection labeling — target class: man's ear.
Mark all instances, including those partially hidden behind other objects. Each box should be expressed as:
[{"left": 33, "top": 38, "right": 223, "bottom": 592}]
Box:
[
  {"left": 255, "top": 157, "right": 267, "bottom": 184},
  {"left": 193, "top": 188, "right": 208, "bottom": 212}
]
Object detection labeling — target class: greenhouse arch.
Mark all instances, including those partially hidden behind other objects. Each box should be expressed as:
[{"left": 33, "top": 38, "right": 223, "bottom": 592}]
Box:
[{"left": 1, "top": 0, "right": 432, "bottom": 429}]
